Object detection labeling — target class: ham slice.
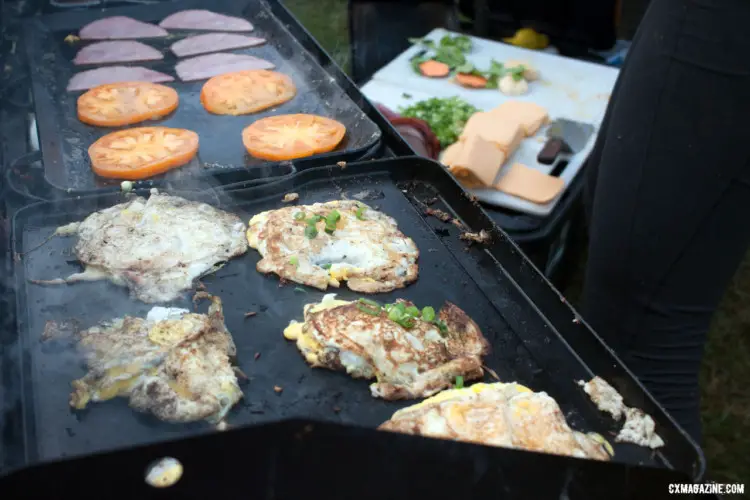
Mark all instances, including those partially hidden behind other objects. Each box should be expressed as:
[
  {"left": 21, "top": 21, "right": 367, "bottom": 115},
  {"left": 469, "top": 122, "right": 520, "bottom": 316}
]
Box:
[
  {"left": 79, "top": 16, "right": 168, "bottom": 40},
  {"left": 175, "top": 53, "right": 274, "bottom": 82},
  {"left": 159, "top": 10, "right": 253, "bottom": 32},
  {"left": 73, "top": 41, "right": 163, "bottom": 65},
  {"left": 67, "top": 66, "right": 173, "bottom": 92},
  {"left": 171, "top": 33, "right": 266, "bottom": 57}
]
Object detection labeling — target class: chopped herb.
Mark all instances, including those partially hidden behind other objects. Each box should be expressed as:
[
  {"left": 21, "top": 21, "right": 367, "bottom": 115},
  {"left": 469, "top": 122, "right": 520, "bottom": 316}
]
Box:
[
  {"left": 294, "top": 287, "right": 306, "bottom": 293},
  {"left": 509, "top": 65, "right": 525, "bottom": 81},
  {"left": 400, "top": 97, "right": 479, "bottom": 148},
  {"left": 435, "top": 319, "right": 449, "bottom": 334},
  {"left": 421, "top": 306, "right": 436, "bottom": 322},
  {"left": 306, "top": 215, "right": 324, "bottom": 224},
  {"left": 455, "top": 375, "right": 464, "bottom": 389},
  {"left": 315, "top": 210, "right": 340, "bottom": 235},
  {"left": 321, "top": 263, "right": 332, "bottom": 270},
  {"left": 394, "top": 316, "right": 415, "bottom": 329},
  {"left": 289, "top": 255, "right": 299, "bottom": 266},
  {"left": 408, "top": 35, "right": 472, "bottom": 75},
  {"left": 359, "top": 298, "right": 381, "bottom": 308},
  {"left": 355, "top": 206, "right": 366, "bottom": 220},
  {"left": 387, "top": 307, "right": 403, "bottom": 323},
  {"left": 294, "top": 211, "right": 306, "bottom": 221},
  {"left": 405, "top": 305, "right": 420, "bottom": 318},
  {"left": 357, "top": 298, "right": 381, "bottom": 316},
  {"left": 304, "top": 225, "right": 318, "bottom": 239},
  {"left": 402, "top": 93, "right": 412, "bottom": 99}
]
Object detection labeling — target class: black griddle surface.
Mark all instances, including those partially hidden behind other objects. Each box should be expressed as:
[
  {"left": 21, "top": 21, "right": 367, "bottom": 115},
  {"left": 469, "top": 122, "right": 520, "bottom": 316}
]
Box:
[
  {"left": 23, "top": 0, "right": 381, "bottom": 192},
  {"left": 8, "top": 158, "right": 702, "bottom": 479}
]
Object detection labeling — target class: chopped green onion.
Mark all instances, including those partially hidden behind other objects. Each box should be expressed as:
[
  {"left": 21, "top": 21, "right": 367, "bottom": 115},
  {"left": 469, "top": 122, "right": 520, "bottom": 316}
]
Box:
[
  {"left": 394, "top": 316, "right": 415, "bottom": 329},
  {"left": 405, "top": 305, "right": 420, "bottom": 318},
  {"left": 359, "top": 298, "right": 381, "bottom": 309},
  {"left": 435, "top": 319, "right": 449, "bottom": 334},
  {"left": 294, "top": 287, "right": 306, "bottom": 293},
  {"left": 455, "top": 376, "right": 464, "bottom": 389},
  {"left": 421, "top": 307, "right": 436, "bottom": 322},
  {"left": 355, "top": 206, "right": 366, "bottom": 220},
  {"left": 304, "top": 225, "right": 318, "bottom": 239},
  {"left": 400, "top": 97, "right": 479, "bottom": 148},
  {"left": 388, "top": 307, "right": 403, "bottom": 323},
  {"left": 289, "top": 256, "right": 299, "bottom": 266},
  {"left": 323, "top": 210, "right": 341, "bottom": 235},
  {"left": 321, "top": 263, "right": 332, "bottom": 270},
  {"left": 356, "top": 298, "right": 381, "bottom": 316},
  {"left": 293, "top": 211, "right": 305, "bottom": 221},
  {"left": 326, "top": 210, "right": 341, "bottom": 224}
]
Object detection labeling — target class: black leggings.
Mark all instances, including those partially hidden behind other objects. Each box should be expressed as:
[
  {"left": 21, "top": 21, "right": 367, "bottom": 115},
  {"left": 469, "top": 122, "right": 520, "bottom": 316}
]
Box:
[{"left": 583, "top": 0, "right": 750, "bottom": 443}]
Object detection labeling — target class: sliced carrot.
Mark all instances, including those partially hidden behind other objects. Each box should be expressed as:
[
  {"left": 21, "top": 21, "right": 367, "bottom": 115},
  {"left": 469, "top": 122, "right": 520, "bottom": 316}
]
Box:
[
  {"left": 88, "top": 127, "right": 199, "bottom": 180},
  {"left": 419, "top": 59, "right": 450, "bottom": 78},
  {"left": 77, "top": 82, "right": 178, "bottom": 127},
  {"left": 200, "top": 69, "right": 297, "bottom": 116},
  {"left": 242, "top": 114, "right": 345, "bottom": 161},
  {"left": 455, "top": 73, "right": 489, "bottom": 88}
]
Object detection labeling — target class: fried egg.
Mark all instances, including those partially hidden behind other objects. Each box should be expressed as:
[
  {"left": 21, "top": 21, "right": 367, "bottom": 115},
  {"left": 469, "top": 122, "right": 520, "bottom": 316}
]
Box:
[
  {"left": 247, "top": 200, "right": 418, "bottom": 293},
  {"left": 379, "top": 382, "right": 613, "bottom": 461},
  {"left": 70, "top": 293, "right": 242, "bottom": 424},
  {"left": 43, "top": 190, "right": 248, "bottom": 303},
  {"left": 283, "top": 294, "right": 490, "bottom": 399}
]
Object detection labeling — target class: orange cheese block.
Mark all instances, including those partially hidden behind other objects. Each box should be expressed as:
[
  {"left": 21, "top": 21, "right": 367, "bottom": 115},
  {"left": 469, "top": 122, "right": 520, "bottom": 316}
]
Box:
[
  {"left": 490, "top": 100, "right": 549, "bottom": 137},
  {"left": 440, "top": 141, "right": 463, "bottom": 167},
  {"left": 459, "top": 112, "right": 524, "bottom": 156},
  {"left": 495, "top": 163, "right": 564, "bottom": 204},
  {"left": 449, "top": 135, "right": 506, "bottom": 187}
]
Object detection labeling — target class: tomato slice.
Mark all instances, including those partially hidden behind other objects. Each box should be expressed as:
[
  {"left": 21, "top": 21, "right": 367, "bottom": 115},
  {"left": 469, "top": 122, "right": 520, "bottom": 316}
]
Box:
[
  {"left": 88, "top": 127, "right": 199, "bottom": 180},
  {"left": 200, "top": 70, "right": 296, "bottom": 116},
  {"left": 77, "top": 82, "right": 179, "bottom": 127},
  {"left": 242, "top": 114, "right": 346, "bottom": 161}
]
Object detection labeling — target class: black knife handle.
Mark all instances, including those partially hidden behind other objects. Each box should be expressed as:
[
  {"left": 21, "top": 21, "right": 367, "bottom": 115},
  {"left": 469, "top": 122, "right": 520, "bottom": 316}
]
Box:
[{"left": 537, "top": 138, "right": 573, "bottom": 165}]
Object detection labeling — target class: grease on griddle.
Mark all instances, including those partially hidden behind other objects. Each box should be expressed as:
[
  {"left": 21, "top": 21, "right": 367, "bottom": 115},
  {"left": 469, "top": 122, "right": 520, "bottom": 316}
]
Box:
[
  {"left": 350, "top": 189, "right": 385, "bottom": 201},
  {"left": 42, "top": 319, "right": 80, "bottom": 341},
  {"left": 460, "top": 229, "right": 491, "bottom": 245}
]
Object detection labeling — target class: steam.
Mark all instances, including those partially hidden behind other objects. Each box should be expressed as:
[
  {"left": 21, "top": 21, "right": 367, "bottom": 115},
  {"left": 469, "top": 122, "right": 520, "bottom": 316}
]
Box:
[{"left": 1, "top": 0, "right": 371, "bottom": 467}]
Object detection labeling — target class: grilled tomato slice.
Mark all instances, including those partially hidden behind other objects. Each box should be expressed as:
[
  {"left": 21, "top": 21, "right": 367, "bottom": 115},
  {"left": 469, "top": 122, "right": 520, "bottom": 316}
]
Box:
[
  {"left": 200, "top": 69, "right": 296, "bottom": 116},
  {"left": 242, "top": 114, "right": 346, "bottom": 161},
  {"left": 88, "top": 126, "right": 199, "bottom": 180},
  {"left": 77, "top": 82, "right": 179, "bottom": 127}
]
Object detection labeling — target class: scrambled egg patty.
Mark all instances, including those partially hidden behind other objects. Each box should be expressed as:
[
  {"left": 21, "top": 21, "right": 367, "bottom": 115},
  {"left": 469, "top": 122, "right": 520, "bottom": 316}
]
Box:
[
  {"left": 48, "top": 190, "right": 248, "bottom": 303},
  {"left": 380, "top": 382, "right": 613, "bottom": 461},
  {"left": 284, "top": 294, "right": 490, "bottom": 399},
  {"left": 247, "top": 200, "right": 418, "bottom": 293},
  {"left": 68, "top": 293, "right": 241, "bottom": 424}
]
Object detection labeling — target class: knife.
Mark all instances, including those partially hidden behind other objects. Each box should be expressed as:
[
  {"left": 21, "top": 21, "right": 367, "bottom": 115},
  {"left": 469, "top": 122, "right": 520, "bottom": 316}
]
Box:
[{"left": 538, "top": 118, "right": 595, "bottom": 165}]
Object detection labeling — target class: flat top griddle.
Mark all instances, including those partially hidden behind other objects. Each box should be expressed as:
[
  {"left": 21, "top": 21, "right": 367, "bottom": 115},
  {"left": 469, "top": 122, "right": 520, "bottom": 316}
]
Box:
[
  {"left": 23, "top": 0, "right": 381, "bottom": 193},
  {"left": 6, "top": 158, "right": 703, "bottom": 480}
]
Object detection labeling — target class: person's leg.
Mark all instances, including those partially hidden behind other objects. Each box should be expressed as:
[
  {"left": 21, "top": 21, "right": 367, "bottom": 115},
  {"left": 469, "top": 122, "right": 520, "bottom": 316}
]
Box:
[{"left": 583, "top": 0, "right": 750, "bottom": 441}]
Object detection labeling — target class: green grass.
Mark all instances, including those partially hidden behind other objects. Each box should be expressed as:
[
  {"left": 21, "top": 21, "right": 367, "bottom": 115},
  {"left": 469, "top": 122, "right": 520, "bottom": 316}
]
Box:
[
  {"left": 281, "top": 0, "right": 351, "bottom": 74},
  {"left": 282, "top": 0, "right": 750, "bottom": 487}
]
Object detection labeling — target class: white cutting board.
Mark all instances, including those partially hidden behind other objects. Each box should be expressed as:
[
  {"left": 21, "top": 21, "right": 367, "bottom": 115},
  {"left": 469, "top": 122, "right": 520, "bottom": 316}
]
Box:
[{"left": 362, "top": 28, "right": 620, "bottom": 216}]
